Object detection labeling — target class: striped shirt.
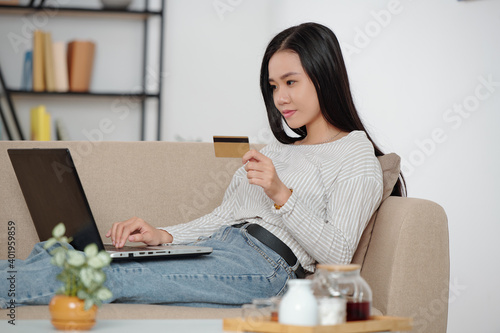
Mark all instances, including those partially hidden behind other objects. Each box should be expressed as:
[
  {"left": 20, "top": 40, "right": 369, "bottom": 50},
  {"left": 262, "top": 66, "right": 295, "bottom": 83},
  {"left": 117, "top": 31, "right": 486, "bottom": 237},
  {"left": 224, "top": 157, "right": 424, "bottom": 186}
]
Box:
[{"left": 161, "top": 131, "right": 383, "bottom": 272}]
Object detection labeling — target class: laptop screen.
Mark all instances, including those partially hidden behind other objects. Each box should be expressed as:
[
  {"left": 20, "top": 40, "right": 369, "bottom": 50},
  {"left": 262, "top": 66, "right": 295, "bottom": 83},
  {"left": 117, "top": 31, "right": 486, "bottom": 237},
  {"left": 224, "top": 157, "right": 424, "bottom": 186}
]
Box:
[{"left": 8, "top": 148, "right": 104, "bottom": 251}]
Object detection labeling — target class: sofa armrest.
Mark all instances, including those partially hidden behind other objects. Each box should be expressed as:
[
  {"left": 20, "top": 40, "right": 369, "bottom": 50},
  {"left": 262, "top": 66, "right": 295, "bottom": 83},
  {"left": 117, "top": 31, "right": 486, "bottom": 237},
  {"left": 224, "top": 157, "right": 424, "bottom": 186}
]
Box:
[{"left": 361, "top": 196, "right": 449, "bottom": 333}]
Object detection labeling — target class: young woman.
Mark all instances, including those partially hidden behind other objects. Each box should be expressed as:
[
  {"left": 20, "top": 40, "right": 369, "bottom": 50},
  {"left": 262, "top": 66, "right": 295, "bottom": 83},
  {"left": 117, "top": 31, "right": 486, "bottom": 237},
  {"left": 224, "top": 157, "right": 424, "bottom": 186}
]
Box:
[{"left": 2, "top": 22, "right": 404, "bottom": 308}]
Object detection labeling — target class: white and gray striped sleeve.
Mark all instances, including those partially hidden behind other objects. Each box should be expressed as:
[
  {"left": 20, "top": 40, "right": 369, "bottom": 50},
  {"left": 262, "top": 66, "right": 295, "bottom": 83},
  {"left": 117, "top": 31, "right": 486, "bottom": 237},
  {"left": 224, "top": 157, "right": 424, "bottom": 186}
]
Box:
[{"left": 276, "top": 160, "right": 383, "bottom": 264}]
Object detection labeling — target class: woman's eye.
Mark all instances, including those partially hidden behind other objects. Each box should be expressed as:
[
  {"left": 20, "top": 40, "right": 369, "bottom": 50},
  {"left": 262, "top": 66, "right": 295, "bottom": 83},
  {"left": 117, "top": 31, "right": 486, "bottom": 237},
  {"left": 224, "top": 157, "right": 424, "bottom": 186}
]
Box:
[
  {"left": 270, "top": 84, "right": 277, "bottom": 90},
  {"left": 287, "top": 80, "right": 295, "bottom": 86}
]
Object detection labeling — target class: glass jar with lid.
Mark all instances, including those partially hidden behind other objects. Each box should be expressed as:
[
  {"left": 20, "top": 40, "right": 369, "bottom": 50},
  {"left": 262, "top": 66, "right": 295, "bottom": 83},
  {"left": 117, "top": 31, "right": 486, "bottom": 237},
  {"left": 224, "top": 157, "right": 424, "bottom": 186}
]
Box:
[{"left": 314, "top": 264, "right": 372, "bottom": 322}]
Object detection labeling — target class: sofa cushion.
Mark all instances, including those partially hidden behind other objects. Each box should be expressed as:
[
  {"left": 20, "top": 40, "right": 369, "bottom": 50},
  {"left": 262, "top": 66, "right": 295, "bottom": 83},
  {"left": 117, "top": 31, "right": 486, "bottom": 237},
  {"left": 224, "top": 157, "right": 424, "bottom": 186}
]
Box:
[
  {"left": 379, "top": 153, "right": 401, "bottom": 202},
  {"left": 351, "top": 153, "right": 401, "bottom": 267}
]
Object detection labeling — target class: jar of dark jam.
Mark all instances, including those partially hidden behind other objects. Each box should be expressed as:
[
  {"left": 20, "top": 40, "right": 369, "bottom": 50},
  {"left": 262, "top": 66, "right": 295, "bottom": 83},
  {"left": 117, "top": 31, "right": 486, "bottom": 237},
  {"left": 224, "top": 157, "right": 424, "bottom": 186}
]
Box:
[{"left": 315, "top": 264, "right": 372, "bottom": 321}]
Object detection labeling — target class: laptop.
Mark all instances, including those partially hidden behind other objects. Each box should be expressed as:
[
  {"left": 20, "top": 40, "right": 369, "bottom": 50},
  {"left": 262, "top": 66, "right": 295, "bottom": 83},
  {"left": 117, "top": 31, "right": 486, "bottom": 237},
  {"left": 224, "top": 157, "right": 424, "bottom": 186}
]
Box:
[{"left": 8, "top": 148, "right": 213, "bottom": 260}]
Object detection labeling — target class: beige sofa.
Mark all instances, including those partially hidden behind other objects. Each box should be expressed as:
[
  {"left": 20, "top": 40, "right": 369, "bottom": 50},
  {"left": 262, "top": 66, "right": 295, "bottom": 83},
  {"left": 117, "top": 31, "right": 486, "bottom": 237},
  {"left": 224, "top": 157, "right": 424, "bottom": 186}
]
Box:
[{"left": 0, "top": 141, "right": 449, "bottom": 332}]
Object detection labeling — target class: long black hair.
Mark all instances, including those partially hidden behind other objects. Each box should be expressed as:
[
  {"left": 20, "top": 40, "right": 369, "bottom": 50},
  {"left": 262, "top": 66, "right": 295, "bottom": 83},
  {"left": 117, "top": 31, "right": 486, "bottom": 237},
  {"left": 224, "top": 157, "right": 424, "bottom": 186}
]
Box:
[{"left": 260, "top": 22, "right": 406, "bottom": 196}]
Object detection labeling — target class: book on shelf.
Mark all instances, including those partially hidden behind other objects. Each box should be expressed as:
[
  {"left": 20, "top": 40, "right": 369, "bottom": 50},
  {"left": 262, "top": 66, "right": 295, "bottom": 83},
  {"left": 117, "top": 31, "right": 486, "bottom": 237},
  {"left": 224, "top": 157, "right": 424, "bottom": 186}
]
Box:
[
  {"left": 43, "top": 31, "right": 56, "bottom": 92},
  {"left": 30, "top": 30, "right": 96, "bottom": 93},
  {"left": 52, "top": 41, "right": 69, "bottom": 92},
  {"left": 21, "top": 50, "right": 32, "bottom": 91},
  {"left": 67, "top": 40, "right": 96, "bottom": 92},
  {"left": 55, "top": 118, "right": 70, "bottom": 141},
  {"left": 32, "top": 30, "right": 45, "bottom": 92},
  {"left": 30, "top": 105, "right": 51, "bottom": 141}
]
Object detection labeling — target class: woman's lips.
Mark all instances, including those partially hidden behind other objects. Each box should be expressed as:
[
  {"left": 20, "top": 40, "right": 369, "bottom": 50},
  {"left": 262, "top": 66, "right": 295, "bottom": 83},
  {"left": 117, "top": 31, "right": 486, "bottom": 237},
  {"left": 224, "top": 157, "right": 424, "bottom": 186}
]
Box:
[{"left": 282, "top": 110, "right": 296, "bottom": 118}]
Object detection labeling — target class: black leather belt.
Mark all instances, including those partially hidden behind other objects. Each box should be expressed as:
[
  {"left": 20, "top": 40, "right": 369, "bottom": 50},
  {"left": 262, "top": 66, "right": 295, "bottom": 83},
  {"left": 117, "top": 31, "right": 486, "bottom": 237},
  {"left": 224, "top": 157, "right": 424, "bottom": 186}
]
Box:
[{"left": 232, "top": 222, "right": 306, "bottom": 279}]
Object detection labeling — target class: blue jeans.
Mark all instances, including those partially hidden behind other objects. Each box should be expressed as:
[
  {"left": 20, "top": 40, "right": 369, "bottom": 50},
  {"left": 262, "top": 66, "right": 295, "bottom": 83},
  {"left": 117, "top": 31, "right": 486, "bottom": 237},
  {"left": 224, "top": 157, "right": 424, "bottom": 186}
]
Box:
[{"left": 1, "top": 225, "right": 295, "bottom": 308}]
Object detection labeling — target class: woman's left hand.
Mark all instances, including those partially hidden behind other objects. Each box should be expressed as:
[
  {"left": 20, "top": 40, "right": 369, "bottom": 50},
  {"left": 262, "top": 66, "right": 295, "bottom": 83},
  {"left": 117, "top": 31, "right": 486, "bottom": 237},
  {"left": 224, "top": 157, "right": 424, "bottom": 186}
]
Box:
[{"left": 242, "top": 149, "right": 291, "bottom": 206}]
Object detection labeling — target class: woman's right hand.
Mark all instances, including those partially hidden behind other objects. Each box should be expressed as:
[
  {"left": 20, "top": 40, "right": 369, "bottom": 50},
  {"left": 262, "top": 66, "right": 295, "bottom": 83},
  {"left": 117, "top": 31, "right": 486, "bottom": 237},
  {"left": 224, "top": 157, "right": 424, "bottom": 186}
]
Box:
[{"left": 105, "top": 217, "right": 173, "bottom": 248}]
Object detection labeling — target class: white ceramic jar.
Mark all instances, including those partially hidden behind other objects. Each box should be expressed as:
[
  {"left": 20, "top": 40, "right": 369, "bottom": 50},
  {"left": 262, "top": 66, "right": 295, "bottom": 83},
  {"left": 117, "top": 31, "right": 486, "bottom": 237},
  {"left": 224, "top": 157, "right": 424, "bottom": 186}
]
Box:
[{"left": 279, "top": 279, "right": 318, "bottom": 326}]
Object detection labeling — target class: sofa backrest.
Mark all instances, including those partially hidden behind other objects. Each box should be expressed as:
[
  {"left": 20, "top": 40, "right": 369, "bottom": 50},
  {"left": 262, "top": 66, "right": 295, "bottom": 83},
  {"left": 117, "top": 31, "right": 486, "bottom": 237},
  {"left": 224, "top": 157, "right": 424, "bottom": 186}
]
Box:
[
  {"left": 0, "top": 141, "right": 254, "bottom": 259},
  {"left": 0, "top": 140, "right": 391, "bottom": 262}
]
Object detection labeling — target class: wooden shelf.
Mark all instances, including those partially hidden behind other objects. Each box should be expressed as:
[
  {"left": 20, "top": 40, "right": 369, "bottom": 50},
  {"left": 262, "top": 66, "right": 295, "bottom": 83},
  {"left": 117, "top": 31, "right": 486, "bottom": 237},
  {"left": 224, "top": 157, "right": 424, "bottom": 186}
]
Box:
[
  {"left": 0, "top": 5, "right": 162, "bottom": 19},
  {"left": 223, "top": 316, "right": 413, "bottom": 333},
  {"left": 8, "top": 90, "right": 160, "bottom": 99}
]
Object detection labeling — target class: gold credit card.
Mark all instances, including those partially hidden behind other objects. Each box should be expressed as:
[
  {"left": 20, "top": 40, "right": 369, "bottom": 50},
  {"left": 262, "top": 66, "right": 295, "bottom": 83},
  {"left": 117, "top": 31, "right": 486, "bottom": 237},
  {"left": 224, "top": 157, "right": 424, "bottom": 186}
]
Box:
[{"left": 213, "top": 136, "right": 250, "bottom": 158}]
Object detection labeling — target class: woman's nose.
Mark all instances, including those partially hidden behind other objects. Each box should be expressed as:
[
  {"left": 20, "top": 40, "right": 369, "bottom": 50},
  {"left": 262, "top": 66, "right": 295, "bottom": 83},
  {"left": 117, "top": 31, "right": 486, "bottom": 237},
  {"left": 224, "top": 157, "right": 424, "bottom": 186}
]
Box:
[{"left": 275, "top": 89, "right": 290, "bottom": 105}]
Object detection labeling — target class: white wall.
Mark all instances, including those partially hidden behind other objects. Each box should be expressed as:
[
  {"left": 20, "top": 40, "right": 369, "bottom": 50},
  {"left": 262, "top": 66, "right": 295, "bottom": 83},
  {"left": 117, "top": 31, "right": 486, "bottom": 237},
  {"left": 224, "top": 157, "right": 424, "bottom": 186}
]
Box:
[
  {"left": 162, "top": 0, "right": 274, "bottom": 143},
  {"left": 163, "top": 1, "right": 500, "bottom": 332},
  {"left": 1, "top": 0, "right": 499, "bottom": 331}
]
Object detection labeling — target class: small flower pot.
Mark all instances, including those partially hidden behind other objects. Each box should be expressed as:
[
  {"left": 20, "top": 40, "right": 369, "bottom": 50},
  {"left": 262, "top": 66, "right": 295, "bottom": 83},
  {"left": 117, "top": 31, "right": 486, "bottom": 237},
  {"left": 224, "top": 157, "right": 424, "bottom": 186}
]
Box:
[{"left": 49, "top": 295, "right": 97, "bottom": 331}]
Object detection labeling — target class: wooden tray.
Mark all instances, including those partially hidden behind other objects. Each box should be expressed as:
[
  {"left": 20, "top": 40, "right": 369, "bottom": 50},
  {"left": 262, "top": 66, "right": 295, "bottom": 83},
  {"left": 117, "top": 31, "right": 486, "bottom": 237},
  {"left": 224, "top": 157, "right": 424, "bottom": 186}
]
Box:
[{"left": 223, "top": 316, "right": 412, "bottom": 333}]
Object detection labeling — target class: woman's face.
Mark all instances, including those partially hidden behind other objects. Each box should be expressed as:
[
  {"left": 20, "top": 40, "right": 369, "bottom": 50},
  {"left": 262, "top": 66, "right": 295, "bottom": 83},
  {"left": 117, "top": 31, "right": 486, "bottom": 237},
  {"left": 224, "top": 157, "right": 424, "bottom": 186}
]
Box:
[{"left": 268, "top": 51, "right": 324, "bottom": 131}]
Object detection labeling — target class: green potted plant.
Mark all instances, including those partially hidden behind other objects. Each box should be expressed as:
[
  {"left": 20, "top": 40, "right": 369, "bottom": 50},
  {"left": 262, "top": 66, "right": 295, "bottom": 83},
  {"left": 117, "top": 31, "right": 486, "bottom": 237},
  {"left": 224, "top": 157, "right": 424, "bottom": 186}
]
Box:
[{"left": 44, "top": 223, "right": 113, "bottom": 330}]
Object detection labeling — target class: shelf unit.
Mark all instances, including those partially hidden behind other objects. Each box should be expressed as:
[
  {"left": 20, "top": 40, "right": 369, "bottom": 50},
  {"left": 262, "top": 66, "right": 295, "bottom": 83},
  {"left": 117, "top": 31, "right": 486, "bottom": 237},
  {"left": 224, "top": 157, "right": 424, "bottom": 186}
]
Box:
[
  {"left": 8, "top": 90, "right": 160, "bottom": 99},
  {"left": 0, "top": 0, "right": 165, "bottom": 141}
]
